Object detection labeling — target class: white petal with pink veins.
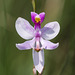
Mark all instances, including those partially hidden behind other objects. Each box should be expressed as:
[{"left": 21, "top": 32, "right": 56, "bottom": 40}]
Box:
[
  {"left": 41, "top": 38, "right": 59, "bottom": 50},
  {"left": 32, "top": 49, "right": 44, "bottom": 74},
  {"left": 15, "top": 17, "right": 34, "bottom": 40},
  {"left": 41, "top": 21, "right": 60, "bottom": 40},
  {"left": 16, "top": 38, "right": 35, "bottom": 50}
]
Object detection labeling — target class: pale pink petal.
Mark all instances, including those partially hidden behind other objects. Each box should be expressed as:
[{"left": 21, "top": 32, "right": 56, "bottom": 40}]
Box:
[
  {"left": 41, "top": 38, "right": 59, "bottom": 50},
  {"left": 41, "top": 21, "right": 60, "bottom": 40},
  {"left": 15, "top": 17, "right": 34, "bottom": 40},
  {"left": 16, "top": 38, "right": 35, "bottom": 50},
  {"left": 32, "top": 49, "right": 44, "bottom": 74}
]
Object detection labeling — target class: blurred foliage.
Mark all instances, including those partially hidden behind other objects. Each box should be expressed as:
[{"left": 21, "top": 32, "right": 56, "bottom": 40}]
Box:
[{"left": 0, "top": 0, "right": 75, "bottom": 75}]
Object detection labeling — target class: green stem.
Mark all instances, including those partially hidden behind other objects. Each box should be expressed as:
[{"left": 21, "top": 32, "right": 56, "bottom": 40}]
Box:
[
  {"left": 37, "top": 71, "right": 38, "bottom": 75},
  {"left": 3, "top": 0, "right": 7, "bottom": 27},
  {"left": 32, "top": 0, "right": 35, "bottom": 12}
]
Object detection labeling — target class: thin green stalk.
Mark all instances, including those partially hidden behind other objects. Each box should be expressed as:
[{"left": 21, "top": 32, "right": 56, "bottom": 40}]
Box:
[
  {"left": 2, "top": 0, "right": 7, "bottom": 74},
  {"left": 37, "top": 71, "right": 38, "bottom": 75},
  {"left": 32, "top": 0, "right": 35, "bottom": 12},
  {"left": 3, "top": 0, "right": 7, "bottom": 27}
]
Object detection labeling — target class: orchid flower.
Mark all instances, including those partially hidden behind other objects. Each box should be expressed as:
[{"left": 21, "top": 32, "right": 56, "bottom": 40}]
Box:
[{"left": 15, "top": 12, "right": 60, "bottom": 74}]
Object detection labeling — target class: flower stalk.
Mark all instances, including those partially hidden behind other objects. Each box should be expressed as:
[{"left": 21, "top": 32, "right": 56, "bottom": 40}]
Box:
[
  {"left": 37, "top": 71, "right": 38, "bottom": 75},
  {"left": 32, "top": 0, "right": 35, "bottom": 12}
]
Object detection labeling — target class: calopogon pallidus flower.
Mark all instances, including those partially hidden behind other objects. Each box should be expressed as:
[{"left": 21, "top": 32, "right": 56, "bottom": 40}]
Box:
[{"left": 15, "top": 12, "right": 60, "bottom": 74}]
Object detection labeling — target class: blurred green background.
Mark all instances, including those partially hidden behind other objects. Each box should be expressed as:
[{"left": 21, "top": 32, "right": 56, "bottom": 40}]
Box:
[{"left": 0, "top": 0, "right": 75, "bottom": 75}]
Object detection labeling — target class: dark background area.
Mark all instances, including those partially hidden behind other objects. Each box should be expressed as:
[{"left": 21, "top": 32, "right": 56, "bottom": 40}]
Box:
[{"left": 0, "top": 0, "right": 75, "bottom": 75}]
